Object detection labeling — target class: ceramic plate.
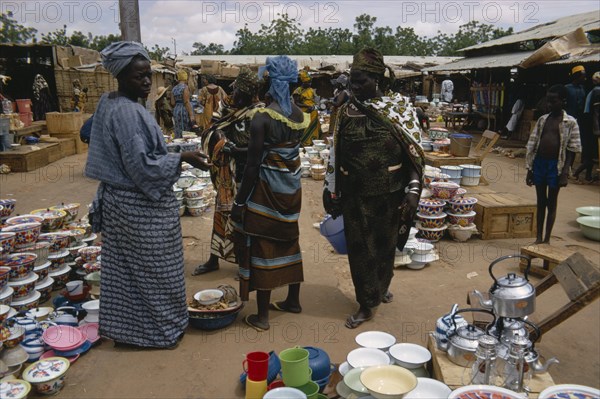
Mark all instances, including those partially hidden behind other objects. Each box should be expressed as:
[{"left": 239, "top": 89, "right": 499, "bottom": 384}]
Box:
[
  {"left": 40, "top": 350, "right": 80, "bottom": 364},
  {"left": 338, "top": 361, "right": 352, "bottom": 377},
  {"left": 449, "top": 385, "right": 525, "bottom": 399},
  {"left": 538, "top": 384, "right": 600, "bottom": 399},
  {"left": 347, "top": 347, "right": 390, "bottom": 368}
]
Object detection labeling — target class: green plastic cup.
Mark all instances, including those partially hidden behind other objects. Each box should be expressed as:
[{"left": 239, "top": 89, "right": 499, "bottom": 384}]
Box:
[
  {"left": 295, "top": 381, "right": 320, "bottom": 399},
  {"left": 279, "top": 347, "right": 310, "bottom": 387}
]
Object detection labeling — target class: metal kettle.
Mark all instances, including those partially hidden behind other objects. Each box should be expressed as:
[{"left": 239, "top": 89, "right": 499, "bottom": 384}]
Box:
[
  {"left": 446, "top": 308, "right": 496, "bottom": 367},
  {"left": 473, "top": 255, "right": 536, "bottom": 318}
]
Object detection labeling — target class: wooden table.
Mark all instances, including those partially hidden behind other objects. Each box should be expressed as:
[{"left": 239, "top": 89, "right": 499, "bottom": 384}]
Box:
[
  {"left": 520, "top": 244, "right": 575, "bottom": 277},
  {"left": 11, "top": 122, "right": 45, "bottom": 144},
  {"left": 427, "top": 334, "right": 555, "bottom": 398},
  {"left": 425, "top": 153, "right": 479, "bottom": 168},
  {"left": 444, "top": 111, "right": 470, "bottom": 130}
]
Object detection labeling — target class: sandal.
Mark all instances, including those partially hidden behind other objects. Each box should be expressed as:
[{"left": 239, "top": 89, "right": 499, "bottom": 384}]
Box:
[
  {"left": 345, "top": 314, "right": 374, "bottom": 329},
  {"left": 244, "top": 314, "right": 269, "bottom": 332},
  {"left": 269, "top": 301, "right": 302, "bottom": 314}
]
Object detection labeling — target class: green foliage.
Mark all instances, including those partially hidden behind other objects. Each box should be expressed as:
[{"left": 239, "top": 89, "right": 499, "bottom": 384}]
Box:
[
  {"left": 432, "top": 21, "right": 514, "bottom": 56},
  {"left": 146, "top": 44, "right": 171, "bottom": 61},
  {"left": 89, "top": 34, "right": 121, "bottom": 51},
  {"left": 230, "top": 14, "right": 514, "bottom": 56},
  {"left": 41, "top": 25, "right": 69, "bottom": 46},
  {"left": 191, "top": 42, "right": 227, "bottom": 55},
  {"left": 0, "top": 12, "right": 37, "bottom": 44}
]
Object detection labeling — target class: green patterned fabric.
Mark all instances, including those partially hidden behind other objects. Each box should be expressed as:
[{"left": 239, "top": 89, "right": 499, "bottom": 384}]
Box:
[
  {"left": 352, "top": 47, "right": 386, "bottom": 76},
  {"left": 234, "top": 67, "right": 259, "bottom": 96}
]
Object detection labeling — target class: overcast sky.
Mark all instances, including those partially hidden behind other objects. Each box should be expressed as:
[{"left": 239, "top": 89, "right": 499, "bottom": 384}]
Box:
[{"left": 5, "top": 1, "right": 599, "bottom": 53}]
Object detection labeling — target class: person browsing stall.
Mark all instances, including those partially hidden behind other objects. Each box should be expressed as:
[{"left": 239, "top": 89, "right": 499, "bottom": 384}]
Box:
[
  {"left": 192, "top": 68, "right": 264, "bottom": 276},
  {"left": 230, "top": 56, "right": 308, "bottom": 332},
  {"left": 85, "top": 41, "right": 211, "bottom": 349}
]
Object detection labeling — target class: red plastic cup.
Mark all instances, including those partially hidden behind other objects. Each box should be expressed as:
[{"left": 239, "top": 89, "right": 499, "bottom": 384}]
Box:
[
  {"left": 243, "top": 351, "right": 269, "bottom": 381},
  {"left": 268, "top": 380, "right": 285, "bottom": 391}
]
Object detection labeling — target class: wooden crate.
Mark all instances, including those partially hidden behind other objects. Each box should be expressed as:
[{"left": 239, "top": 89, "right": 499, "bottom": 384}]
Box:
[
  {"left": 0, "top": 143, "right": 58, "bottom": 172},
  {"left": 75, "top": 139, "right": 88, "bottom": 154},
  {"left": 45, "top": 112, "right": 83, "bottom": 134},
  {"left": 48, "top": 143, "right": 63, "bottom": 163},
  {"left": 472, "top": 193, "right": 536, "bottom": 240},
  {"left": 57, "top": 137, "right": 77, "bottom": 158}
]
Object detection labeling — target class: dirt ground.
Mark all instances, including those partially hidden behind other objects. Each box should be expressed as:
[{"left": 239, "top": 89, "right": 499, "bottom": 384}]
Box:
[{"left": 1, "top": 145, "right": 599, "bottom": 398}]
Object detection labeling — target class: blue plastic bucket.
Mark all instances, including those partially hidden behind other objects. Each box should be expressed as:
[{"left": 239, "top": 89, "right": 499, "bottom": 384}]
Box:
[
  {"left": 319, "top": 215, "right": 347, "bottom": 254},
  {"left": 460, "top": 164, "right": 482, "bottom": 177},
  {"left": 440, "top": 165, "right": 463, "bottom": 179}
]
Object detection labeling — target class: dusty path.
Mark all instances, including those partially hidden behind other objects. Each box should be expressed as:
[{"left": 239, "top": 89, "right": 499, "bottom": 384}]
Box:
[{"left": 1, "top": 150, "right": 598, "bottom": 398}]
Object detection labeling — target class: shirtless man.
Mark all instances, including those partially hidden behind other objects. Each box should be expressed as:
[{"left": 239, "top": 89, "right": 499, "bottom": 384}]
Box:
[{"left": 525, "top": 85, "right": 582, "bottom": 243}]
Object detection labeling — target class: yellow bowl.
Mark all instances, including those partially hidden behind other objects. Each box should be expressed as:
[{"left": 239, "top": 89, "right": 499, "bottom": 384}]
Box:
[{"left": 360, "top": 365, "right": 417, "bottom": 399}]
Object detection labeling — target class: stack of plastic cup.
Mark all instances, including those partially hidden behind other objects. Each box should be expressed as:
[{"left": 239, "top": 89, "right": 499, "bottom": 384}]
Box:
[
  {"left": 244, "top": 351, "right": 269, "bottom": 399},
  {"left": 279, "top": 347, "right": 320, "bottom": 399}
]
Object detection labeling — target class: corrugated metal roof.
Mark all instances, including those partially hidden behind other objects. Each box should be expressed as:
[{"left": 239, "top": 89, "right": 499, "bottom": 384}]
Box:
[
  {"left": 424, "top": 51, "right": 535, "bottom": 72},
  {"left": 461, "top": 12, "right": 600, "bottom": 52},
  {"left": 425, "top": 46, "right": 599, "bottom": 72},
  {"left": 176, "top": 55, "right": 460, "bottom": 70},
  {"left": 546, "top": 49, "right": 600, "bottom": 64}
]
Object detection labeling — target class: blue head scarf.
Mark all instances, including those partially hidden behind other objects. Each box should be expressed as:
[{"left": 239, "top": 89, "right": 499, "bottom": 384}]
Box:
[
  {"left": 101, "top": 41, "right": 150, "bottom": 78},
  {"left": 258, "top": 56, "right": 297, "bottom": 117}
]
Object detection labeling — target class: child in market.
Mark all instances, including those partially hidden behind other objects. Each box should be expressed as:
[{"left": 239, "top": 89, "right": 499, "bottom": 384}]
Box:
[{"left": 525, "top": 85, "right": 581, "bottom": 244}]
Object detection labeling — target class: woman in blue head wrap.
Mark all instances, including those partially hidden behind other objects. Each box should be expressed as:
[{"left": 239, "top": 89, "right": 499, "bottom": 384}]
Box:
[
  {"left": 230, "top": 56, "right": 310, "bottom": 331},
  {"left": 85, "top": 41, "right": 210, "bottom": 348}
]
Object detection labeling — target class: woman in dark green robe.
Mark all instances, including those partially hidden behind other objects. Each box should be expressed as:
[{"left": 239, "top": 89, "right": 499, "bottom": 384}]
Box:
[{"left": 323, "top": 47, "right": 425, "bottom": 329}]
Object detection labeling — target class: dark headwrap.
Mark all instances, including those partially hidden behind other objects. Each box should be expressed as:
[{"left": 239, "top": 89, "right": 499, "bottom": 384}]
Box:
[
  {"left": 205, "top": 74, "right": 217, "bottom": 84},
  {"left": 258, "top": 56, "right": 298, "bottom": 117},
  {"left": 352, "top": 47, "right": 394, "bottom": 81},
  {"left": 101, "top": 41, "right": 150, "bottom": 78},
  {"left": 233, "top": 67, "right": 259, "bottom": 96}
]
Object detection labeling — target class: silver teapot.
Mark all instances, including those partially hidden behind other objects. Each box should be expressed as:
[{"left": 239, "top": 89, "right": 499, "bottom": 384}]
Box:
[
  {"left": 445, "top": 308, "right": 496, "bottom": 367},
  {"left": 473, "top": 255, "right": 535, "bottom": 318}
]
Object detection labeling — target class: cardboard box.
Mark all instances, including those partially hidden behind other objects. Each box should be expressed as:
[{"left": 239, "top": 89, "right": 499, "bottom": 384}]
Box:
[
  {"left": 221, "top": 66, "right": 240, "bottom": 78},
  {"left": 200, "top": 60, "right": 222, "bottom": 76}
]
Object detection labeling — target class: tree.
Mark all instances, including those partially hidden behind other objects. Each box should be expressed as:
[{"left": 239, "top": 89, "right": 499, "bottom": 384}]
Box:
[
  {"left": 231, "top": 24, "right": 266, "bottom": 55},
  {"left": 40, "top": 25, "right": 69, "bottom": 45},
  {"left": 69, "top": 31, "right": 91, "bottom": 48},
  {"left": 353, "top": 14, "right": 377, "bottom": 50},
  {"left": 147, "top": 44, "right": 170, "bottom": 61},
  {"left": 262, "top": 13, "right": 303, "bottom": 54},
  {"left": 191, "top": 42, "right": 226, "bottom": 55},
  {"left": 394, "top": 26, "right": 433, "bottom": 56},
  {"left": 434, "top": 21, "right": 514, "bottom": 56},
  {"left": 89, "top": 34, "right": 121, "bottom": 51},
  {"left": 0, "top": 12, "right": 37, "bottom": 43}
]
